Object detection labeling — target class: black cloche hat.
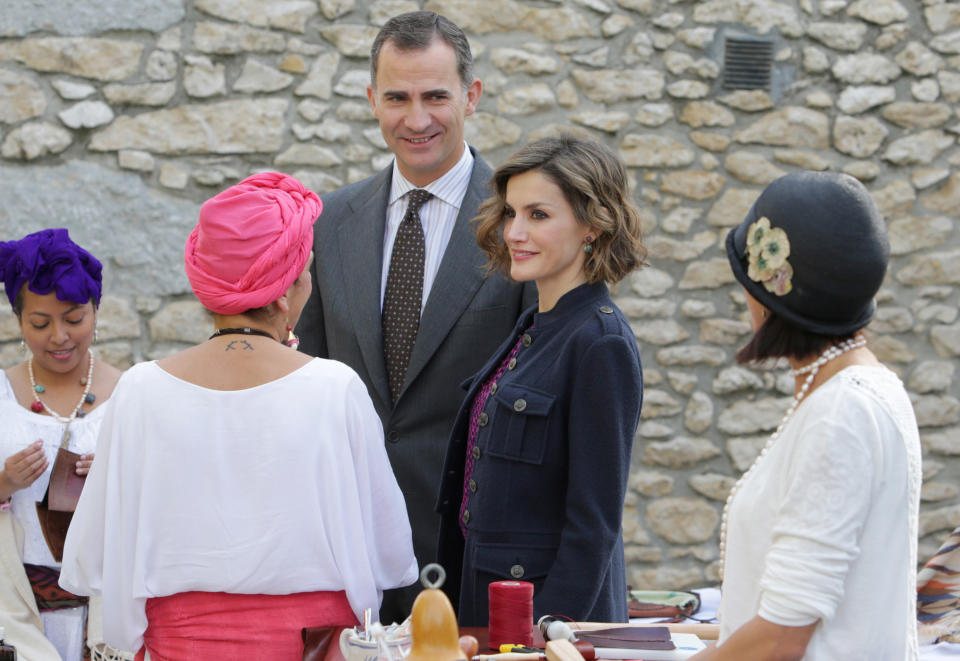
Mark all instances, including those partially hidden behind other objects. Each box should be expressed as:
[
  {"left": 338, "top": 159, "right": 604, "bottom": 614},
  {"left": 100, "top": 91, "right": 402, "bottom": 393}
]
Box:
[{"left": 725, "top": 170, "right": 890, "bottom": 335}]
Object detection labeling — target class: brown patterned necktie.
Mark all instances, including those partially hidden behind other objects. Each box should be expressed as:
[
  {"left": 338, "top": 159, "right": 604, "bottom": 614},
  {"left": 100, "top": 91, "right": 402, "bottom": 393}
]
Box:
[{"left": 383, "top": 189, "right": 432, "bottom": 403}]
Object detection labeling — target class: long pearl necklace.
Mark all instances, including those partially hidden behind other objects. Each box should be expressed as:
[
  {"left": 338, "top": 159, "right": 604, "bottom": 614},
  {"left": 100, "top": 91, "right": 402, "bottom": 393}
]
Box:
[
  {"left": 27, "top": 349, "right": 96, "bottom": 446},
  {"left": 717, "top": 336, "right": 867, "bottom": 578}
]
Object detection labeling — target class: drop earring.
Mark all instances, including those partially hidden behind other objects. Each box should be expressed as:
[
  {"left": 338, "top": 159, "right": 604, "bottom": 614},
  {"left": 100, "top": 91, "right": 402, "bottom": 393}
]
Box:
[
  {"left": 583, "top": 236, "right": 594, "bottom": 253},
  {"left": 19, "top": 337, "right": 26, "bottom": 354},
  {"left": 285, "top": 322, "right": 299, "bottom": 350}
]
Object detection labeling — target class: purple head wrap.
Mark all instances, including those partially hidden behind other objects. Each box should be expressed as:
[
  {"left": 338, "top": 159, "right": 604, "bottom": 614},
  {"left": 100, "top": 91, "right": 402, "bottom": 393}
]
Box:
[{"left": 0, "top": 228, "right": 103, "bottom": 311}]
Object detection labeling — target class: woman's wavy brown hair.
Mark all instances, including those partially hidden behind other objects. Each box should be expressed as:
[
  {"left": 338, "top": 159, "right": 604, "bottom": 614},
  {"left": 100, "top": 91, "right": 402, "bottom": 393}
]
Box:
[{"left": 473, "top": 134, "right": 647, "bottom": 285}]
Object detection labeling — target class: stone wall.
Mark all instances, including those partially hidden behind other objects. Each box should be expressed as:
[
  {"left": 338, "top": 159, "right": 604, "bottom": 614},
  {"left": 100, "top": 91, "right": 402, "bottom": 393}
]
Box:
[{"left": 1, "top": 0, "right": 959, "bottom": 589}]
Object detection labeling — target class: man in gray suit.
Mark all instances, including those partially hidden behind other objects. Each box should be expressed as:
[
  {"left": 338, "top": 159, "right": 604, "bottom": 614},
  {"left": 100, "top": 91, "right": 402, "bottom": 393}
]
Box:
[{"left": 297, "top": 11, "right": 531, "bottom": 622}]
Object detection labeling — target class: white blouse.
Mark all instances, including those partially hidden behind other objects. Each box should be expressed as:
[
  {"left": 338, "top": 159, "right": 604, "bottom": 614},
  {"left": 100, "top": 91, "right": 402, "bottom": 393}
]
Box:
[
  {"left": 0, "top": 371, "right": 104, "bottom": 567},
  {"left": 60, "top": 359, "right": 418, "bottom": 653},
  {"left": 718, "top": 365, "right": 921, "bottom": 660}
]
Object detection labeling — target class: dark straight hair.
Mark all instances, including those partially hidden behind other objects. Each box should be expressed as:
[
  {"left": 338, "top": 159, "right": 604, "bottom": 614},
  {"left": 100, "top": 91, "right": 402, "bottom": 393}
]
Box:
[{"left": 736, "top": 312, "right": 856, "bottom": 364}]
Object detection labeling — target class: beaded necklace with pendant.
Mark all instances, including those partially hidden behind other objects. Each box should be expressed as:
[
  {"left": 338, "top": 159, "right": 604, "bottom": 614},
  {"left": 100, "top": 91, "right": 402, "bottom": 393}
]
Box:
[{"left": 27, "top": 349, "right": 96, "bottom": 447}]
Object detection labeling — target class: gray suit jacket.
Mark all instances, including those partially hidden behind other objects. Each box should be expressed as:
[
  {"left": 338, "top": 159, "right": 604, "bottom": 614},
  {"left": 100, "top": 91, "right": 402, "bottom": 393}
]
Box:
[{"left": 297, "top": 148, "right": 532, "bottom": 600}]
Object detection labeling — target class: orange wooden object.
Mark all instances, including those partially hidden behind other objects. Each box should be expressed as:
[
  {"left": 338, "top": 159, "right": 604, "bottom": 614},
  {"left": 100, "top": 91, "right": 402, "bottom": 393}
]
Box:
[{"left": 406, "top": 587, "right": 466, "bottom": 661}]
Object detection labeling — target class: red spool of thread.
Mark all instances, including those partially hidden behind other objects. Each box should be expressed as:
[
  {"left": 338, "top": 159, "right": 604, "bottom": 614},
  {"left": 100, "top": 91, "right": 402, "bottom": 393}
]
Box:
[{"left": 488, "top": 580, "right": 534, "bottom": 649}]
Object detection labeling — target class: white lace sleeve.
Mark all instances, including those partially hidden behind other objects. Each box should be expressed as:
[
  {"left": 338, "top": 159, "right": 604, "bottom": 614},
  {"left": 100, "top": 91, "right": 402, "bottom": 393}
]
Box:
[{"left": 758, "top": 392, "right": 881, "bottom": 626}]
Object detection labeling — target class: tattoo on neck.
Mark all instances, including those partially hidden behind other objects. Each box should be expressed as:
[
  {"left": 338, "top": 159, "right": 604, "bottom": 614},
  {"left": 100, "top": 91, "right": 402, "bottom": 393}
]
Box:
[{"left": 225, "top": 340, "right": 255, "bottom": 352}]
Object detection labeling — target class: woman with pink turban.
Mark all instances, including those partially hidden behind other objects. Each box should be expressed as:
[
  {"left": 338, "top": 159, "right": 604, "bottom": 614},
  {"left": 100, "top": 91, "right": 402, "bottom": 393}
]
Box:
[{"left": 59, "top": 173, "right": 418, "bottom": 660}]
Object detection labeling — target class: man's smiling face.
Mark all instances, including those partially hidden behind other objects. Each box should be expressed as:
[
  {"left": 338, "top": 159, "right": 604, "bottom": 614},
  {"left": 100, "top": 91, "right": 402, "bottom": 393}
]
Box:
[{"left": 367, "top": 37, "right": 481, "bottom": 187}]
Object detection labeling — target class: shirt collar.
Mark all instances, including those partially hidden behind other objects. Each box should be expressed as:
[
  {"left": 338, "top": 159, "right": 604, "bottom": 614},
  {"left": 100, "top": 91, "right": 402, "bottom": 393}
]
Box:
[{"left": 388, "top": 142, "right": 473, "bottom": 208}]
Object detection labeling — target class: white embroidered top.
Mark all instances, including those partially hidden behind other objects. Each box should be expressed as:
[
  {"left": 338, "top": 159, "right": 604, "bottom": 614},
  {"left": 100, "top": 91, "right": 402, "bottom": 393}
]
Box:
[
  {"left": 0, "top": 371, "right": 104, "bottom": 567},
  {"left": 60, "top": 359, "right": 418, "bottom": 653},
  {"left": 718, "top": 365, "right": 922, "bottom": 660}
]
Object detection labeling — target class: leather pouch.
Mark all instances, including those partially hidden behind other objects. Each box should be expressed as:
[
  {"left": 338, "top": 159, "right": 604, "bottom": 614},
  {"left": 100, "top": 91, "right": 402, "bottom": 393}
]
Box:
[
  {"left": 35, "top": 493, "right": 72, "bottom": 563},
  {"left": 35, "top": 448, "right": 86, "bottom": 562},
  {"left": 577, "top": 626, "right": 675, "bottom": 651},
  {"left": 627, "top": 602, "right": 689, "bottom": 618},
  {"left": 48, "top": 447, "right": 86, "bottom": 512},
  {"left": 302, "top": 626, "right": 338, "bottom": 661},
  {"left": 627, "top": 589, "right": 701, "bottom": 620}
]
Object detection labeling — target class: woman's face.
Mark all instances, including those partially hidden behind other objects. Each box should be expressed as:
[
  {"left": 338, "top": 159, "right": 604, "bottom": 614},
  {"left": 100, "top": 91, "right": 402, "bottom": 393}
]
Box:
[
  {"left": 19, "top": 288, "right": 96, "bottom": 375},
  {"left": 502, "top": 169, "right": 592, "bottom": 303}
]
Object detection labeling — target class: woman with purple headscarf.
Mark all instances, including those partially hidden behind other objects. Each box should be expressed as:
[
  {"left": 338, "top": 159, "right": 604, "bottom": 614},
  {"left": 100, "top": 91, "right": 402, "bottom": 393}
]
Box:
[{"left": 0, "top": 228, "right": 126, "bottom": 660}]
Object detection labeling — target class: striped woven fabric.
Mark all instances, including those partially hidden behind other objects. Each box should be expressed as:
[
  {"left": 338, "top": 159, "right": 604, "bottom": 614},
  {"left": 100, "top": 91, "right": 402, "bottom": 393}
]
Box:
[
  {"left": 23, "top": 562, "right": 87, "bottom": 611},
  {"left": 918, "top": 526, "right": 960, "bottom": 644}
]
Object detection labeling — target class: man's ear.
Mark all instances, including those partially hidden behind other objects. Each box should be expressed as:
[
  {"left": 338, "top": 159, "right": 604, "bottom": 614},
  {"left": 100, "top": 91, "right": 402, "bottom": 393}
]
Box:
[
  {"left": 367, "top": 85, "right": 379, "bottom": 118},
  {"left": 464, "top": 78, "right": 482, "bottom": 117}
]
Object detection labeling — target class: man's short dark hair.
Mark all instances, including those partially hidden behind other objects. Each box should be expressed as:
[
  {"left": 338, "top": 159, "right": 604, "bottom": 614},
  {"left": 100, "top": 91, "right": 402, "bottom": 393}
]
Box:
[{"left": 369, "top": 10, "right": 473, "bottom": 92}]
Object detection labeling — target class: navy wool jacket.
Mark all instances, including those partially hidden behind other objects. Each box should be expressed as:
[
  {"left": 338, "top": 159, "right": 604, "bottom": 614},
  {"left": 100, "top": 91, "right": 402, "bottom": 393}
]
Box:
[{"left": 436, "top": 281, "right": 643, "bottom": 625}]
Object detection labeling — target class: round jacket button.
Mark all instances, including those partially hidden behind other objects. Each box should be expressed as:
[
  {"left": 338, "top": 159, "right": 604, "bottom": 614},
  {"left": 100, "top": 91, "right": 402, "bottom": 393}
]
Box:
[
  {"left": 513, "top": 398, "right": 527, "bottom": 412},
  {"left": 386, "top": 430, "right": 400, "bottom": 443},
  {"left": 510, "top": 564, "right": 524, "bottom": 579},
  {"left": 490, "top": 382, "right": 498, "bottom": 394},
  {"left": 507, "top": 357, "right": 517, "bottom": 370},
  {"left": 469, "top": 479, "right": 477, "bottom": 493},
  {"left": 599, "top": 305, "right": 614, "bottom": 314},
  {"left": 462, "top": 509, "right": 470, "bottom": 524},
  {"left": 522, "top": 333, "right": 532, "bottom": 347},
  {"left": 478, "top": 412, "right": 489, "bottom": 426},
  {"left": 472, "top": 446, "right": 481, "bottom": 459}
]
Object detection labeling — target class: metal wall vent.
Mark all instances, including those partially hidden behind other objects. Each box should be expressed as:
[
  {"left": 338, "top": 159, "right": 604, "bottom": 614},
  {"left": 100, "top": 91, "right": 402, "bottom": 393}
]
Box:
[{"left": 723, "top": 37, "right": 773, "bottom": 90}]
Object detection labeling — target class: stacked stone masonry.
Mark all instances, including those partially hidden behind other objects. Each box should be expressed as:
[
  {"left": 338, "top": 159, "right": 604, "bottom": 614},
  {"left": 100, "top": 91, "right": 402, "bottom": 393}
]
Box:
[{"left": 1, "top": 0, "right": 959, "bottom": 589}]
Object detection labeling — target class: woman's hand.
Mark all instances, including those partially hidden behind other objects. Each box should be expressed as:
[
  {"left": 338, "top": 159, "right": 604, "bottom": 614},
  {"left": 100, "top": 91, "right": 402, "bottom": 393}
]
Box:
[
  {"left": 1, "top": 440, "right": 48, "bottom": 498},
  {"left": 75, "top": 453, "right": 94, "bottom": 476}
]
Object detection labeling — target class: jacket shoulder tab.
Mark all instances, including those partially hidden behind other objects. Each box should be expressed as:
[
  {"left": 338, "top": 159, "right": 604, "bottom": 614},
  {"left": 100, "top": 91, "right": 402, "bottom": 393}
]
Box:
[{"left": 593, "top": 303, "right": 621, "bottom": 334}]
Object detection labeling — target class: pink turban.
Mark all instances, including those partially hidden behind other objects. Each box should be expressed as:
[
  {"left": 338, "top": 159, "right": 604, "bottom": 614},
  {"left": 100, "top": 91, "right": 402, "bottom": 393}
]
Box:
[{"left": 184, "top": 172, "right": 320, "bottom": 315}]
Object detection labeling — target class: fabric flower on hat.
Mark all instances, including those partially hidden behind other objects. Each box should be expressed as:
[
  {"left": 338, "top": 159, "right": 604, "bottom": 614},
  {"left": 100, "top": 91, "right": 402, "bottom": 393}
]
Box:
[
  {"left": 746, "top": 216, "right": 770, "bottom": 258},
  {"left": 766, "top": 261, "right": 793, "bottom": 296},
  {"left": 746, "top": 216, "right": 793, "bottom": 296}
]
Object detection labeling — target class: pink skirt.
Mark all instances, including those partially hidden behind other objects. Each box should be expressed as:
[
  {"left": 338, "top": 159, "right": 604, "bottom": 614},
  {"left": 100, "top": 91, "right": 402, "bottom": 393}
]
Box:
[{"left": 135, "top": 590, "right": 359, "bottom": 661}]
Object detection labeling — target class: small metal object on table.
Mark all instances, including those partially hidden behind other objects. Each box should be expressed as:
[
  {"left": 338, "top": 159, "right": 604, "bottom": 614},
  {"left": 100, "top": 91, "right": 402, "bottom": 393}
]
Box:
[{"left": 324, "top": 627, "right": 540, "bottom": 661}]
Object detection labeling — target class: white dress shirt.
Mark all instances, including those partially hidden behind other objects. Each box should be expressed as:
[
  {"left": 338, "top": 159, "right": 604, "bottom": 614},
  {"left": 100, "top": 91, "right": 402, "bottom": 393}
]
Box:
[
  {"left": 60, "top": 359, "right": 418, "bottom": 653},
  {"left": 380, "top": 142, "right": 474, "bottom": 310},
  {"left": 718, "top": 365, "right": 921, "bottom": 660}
]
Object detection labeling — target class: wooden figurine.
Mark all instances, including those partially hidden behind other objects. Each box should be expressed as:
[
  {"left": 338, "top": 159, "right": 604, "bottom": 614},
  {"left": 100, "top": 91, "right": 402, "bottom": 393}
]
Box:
[{"left": 407, "top": 564, "right": 466, "bottom": 661}]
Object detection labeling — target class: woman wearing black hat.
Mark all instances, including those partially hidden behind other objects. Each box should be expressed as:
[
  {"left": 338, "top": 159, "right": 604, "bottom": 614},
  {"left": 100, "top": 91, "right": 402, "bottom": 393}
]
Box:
[{"left": 691, "top": 172, "right": 921, "bottom": 660}]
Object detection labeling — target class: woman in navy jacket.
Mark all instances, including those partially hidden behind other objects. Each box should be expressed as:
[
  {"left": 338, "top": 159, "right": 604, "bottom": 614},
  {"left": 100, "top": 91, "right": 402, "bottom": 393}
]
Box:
[{"left": 436, "top": 134, "right": 646, "bottom": 625}]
